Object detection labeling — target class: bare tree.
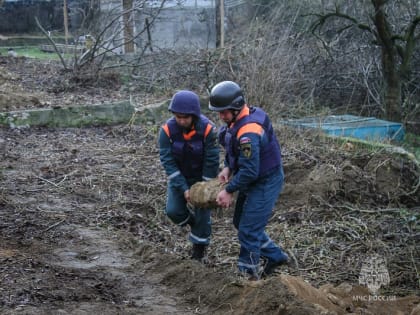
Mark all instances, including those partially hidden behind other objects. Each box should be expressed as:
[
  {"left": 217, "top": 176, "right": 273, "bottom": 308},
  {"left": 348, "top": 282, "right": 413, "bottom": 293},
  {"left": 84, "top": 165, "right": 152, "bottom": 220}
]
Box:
[
  {"left": 209, "top": 1, "right": 319, "bottom": 116},
  {"left": 311, "top": 0, "right": 420, "bottom": 122},
  {"left": 36, "top": 0, "right": 167, "bottom": 77}
]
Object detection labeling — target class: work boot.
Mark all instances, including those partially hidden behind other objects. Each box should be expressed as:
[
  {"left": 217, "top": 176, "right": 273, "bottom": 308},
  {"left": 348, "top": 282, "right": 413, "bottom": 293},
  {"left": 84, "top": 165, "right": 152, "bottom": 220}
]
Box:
[
  {"left": 191, "top": 244, "right": 207, "bottom": 262},
  {"left": 262, "top": 252, "right": 289, "bottom": 277},
  {"left": 248, "top": 274, "right": 259, "bottom": 281}
]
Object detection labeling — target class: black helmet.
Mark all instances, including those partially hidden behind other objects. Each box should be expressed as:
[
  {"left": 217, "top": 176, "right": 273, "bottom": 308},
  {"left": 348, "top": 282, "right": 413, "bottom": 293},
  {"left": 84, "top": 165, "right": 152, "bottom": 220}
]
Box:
[
  {"left": 168, "top": 90, "right": 201, "bottom": 117},
  {"left": 209, "top": 81, "right": 245, "bottom": 111}
]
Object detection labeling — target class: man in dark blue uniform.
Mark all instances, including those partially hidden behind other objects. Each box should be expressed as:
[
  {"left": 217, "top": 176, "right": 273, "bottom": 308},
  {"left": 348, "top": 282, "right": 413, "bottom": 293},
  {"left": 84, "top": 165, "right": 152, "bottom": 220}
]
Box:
[
  {"left": 159, "top": 90, "right": 220, "bottom": 261},
  {"left": 209, "top": 81, "right": 289, "bottom": 279}
]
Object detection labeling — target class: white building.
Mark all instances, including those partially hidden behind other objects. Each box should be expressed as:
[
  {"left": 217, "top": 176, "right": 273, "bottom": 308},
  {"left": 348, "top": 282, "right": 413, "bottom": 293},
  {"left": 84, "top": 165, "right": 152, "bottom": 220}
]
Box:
[{"left": 99, "top": 0, "right": 217, "bottom": 54}]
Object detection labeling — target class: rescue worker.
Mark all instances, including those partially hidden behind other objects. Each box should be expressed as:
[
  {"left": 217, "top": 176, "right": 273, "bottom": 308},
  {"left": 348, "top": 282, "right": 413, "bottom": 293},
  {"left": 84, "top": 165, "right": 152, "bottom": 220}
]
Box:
[
  {"left": 159, "top": 90, "right": 220, "bottom": 262},
  {"left": 209, "top": 81, "right": 289, "bottom": 279}
]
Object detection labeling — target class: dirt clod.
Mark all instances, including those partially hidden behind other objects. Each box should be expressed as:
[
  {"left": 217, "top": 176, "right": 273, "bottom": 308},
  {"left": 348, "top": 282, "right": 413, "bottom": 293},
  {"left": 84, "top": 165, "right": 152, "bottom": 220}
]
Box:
[{"left": 189, "top": 178, "right": 226, "bottom": 208}]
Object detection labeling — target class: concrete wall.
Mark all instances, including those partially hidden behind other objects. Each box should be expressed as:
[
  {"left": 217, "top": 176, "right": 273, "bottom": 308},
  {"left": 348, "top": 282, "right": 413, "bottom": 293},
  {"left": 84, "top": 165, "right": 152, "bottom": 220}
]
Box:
[
  {"left": 139, "top": 6, "right": 216, "bottom": 50},
  {"left": 0, "top": 101, "right": 136, "bottom": 128}
]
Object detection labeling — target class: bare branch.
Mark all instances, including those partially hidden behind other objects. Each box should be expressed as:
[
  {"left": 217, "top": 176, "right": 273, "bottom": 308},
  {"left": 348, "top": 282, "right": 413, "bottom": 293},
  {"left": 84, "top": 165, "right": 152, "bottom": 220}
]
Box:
[
  {"left": 35, "top": 17, "right": 68, "bottom": 70},
  {"left": 310, "top": 10, "right": 374, "bottom": 36}
]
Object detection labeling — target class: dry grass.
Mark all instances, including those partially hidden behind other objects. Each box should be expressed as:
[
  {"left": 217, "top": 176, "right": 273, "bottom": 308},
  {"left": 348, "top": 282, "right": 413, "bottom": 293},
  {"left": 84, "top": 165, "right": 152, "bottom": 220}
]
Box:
[{"left": 1, "top": 124, "right": 417, "bottom": 296}]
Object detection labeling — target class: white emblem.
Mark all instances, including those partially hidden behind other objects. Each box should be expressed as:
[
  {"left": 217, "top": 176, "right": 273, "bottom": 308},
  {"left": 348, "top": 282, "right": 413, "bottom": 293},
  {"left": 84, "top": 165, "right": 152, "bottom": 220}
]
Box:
[{"left": 358, "top": 254, "right": 390, "bottom": 295}]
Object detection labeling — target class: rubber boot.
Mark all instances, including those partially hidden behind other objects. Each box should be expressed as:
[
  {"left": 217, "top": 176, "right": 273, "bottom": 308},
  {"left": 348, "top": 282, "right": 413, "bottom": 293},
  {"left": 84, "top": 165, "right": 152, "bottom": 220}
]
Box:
[
  {"left": 262, "top": 252, "right": 289, "bottom": 277},
  {"left": 191, "top": 244, "right": 207, "bottom": 261}
]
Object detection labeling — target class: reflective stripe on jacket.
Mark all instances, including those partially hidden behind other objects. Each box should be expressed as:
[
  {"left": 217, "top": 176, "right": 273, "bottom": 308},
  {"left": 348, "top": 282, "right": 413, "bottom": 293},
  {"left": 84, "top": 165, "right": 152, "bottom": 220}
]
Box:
[{"left": 220, "top": 105, "right": 282, "bottom": 193}]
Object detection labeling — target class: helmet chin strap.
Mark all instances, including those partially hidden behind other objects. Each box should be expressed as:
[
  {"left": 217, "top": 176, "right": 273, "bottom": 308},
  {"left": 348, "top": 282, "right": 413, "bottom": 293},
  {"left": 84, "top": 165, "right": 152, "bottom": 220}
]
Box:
[
  {"left": 183, "top": 116, "right": 197, "bottom": 132},
  {"left": 230, "top": 109, "right": 241, "bottom": 124}
]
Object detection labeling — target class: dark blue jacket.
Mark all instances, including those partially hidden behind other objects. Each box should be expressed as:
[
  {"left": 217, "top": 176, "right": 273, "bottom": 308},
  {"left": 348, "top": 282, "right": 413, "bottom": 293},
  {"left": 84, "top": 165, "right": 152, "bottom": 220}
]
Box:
[
  {"left": 159, "top": 115, "right": 220, "bottom": 192},
  {"left": 219, "top": 105, "right": 282, "bottom": 193}
]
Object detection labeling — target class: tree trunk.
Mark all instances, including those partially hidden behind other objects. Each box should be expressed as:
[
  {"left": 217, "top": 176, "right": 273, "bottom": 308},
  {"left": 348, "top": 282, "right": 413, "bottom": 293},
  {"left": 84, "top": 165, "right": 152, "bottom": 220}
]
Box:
[
  {"left": 122, "top": 0, "right": 134, "bottom": 53},
  {"left": 372, "top": 0, "right": 402, "bottom": 122},
  {"left": 382, "top": 48, "right": 402, "bottom": 121}
]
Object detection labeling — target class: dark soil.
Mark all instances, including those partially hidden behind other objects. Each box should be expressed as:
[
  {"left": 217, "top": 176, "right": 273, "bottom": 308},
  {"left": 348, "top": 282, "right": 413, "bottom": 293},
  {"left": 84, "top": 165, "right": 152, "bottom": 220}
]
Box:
[{"left": 0, "top": 56, "right": 419, "bottom": 315}]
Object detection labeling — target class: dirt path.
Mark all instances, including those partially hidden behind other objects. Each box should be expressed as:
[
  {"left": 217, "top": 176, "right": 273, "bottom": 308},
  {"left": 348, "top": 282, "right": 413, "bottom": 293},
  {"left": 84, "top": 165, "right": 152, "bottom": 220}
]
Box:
[
  {"left": 1, "top": 227, "right": 194, "bottom": 315},
  {"left": 0, "top": 126, "right": 194, "bottom": 314}
]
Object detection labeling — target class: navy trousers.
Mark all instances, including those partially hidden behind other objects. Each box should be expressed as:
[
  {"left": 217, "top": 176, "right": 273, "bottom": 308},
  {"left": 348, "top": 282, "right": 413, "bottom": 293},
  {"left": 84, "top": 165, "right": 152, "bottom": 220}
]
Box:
[
  {"left": 233, "top": 167, "right": 286, "bottom": 276},
  {"left": 165, "top": 182, "right": 211, "bottom": 245}
]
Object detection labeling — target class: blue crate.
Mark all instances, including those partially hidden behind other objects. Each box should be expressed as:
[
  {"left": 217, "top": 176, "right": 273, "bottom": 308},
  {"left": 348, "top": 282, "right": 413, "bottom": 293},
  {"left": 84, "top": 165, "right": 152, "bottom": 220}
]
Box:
[{"left": 280, "top": 115, "right": 405, "bottom": 142}]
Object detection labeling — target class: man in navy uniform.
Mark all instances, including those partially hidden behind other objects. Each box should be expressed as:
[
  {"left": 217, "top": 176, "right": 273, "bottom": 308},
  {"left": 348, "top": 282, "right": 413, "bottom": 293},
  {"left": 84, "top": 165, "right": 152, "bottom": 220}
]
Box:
[
  {"left": 159, "top": 90, "right": 220, "bottom": 261},
  {"left": 209, "top": 81, "right": 289, "bottom": 279}
]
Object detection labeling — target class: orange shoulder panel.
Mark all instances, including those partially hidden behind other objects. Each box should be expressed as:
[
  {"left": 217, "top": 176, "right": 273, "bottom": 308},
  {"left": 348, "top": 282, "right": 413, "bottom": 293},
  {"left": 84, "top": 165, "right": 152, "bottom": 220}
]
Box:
[
  {"left": 162, "top": 124, "right": 170, "bottom": 137},
  {"left": 237, "top": 123, "right": 263, "bottom": 138},
  {"left": 204, "top": 123, "right": 213, "bottom": 138}
]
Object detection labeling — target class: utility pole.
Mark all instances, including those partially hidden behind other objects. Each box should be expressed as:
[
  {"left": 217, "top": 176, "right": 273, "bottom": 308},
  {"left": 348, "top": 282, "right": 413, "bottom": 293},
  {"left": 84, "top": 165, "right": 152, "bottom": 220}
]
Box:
[
  {"left": 215, "top": 0, "right": 225, "bottom": 48},
  {"left": 220, "top": 0, "right": 224, "bottom": 48},
  {"left": 123, "top": 0, "right": 135, "bottom": 53},
  {"left": 63, "top": 0, "right": 69, "bottom": 46}
]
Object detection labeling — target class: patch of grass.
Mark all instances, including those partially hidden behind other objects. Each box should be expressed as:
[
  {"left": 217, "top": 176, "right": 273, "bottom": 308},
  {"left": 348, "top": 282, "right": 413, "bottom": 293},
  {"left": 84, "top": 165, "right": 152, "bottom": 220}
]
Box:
[
  {"left": 0, "top": 46, "right": 71, "bottom": 60},
  {"left": 402, "top": 132, "right": 420, "bottom": 161},
  {"left": 330, "top": 135, "right": 419, "bottom": 164}
]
